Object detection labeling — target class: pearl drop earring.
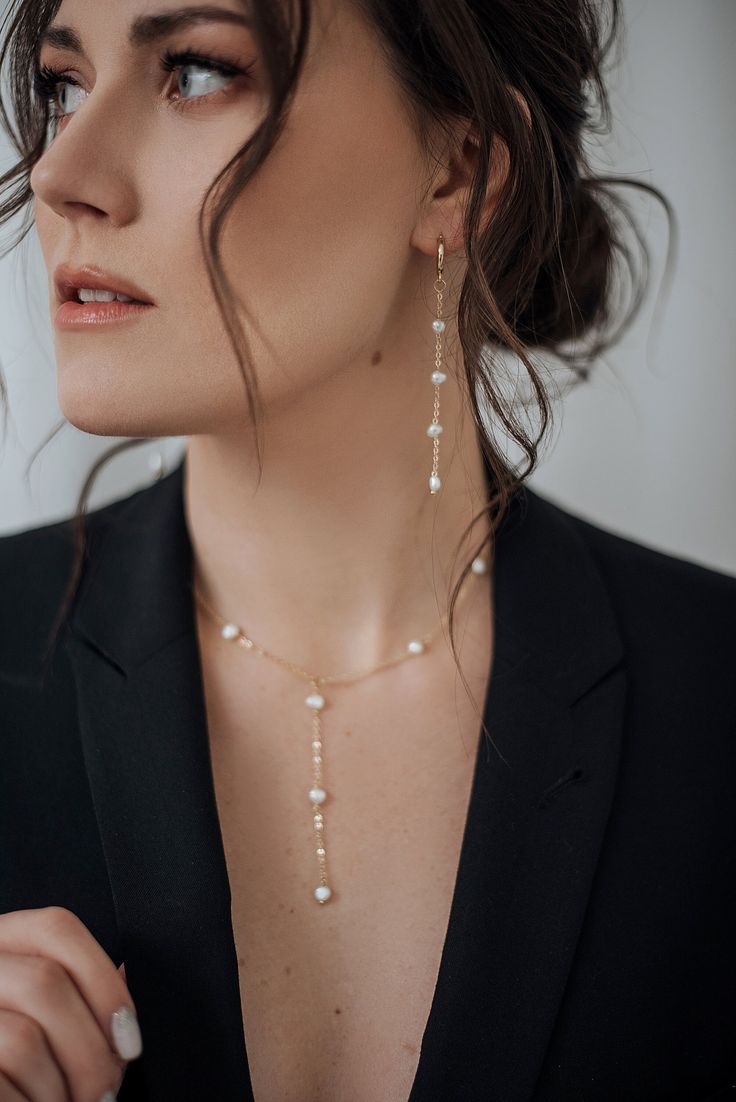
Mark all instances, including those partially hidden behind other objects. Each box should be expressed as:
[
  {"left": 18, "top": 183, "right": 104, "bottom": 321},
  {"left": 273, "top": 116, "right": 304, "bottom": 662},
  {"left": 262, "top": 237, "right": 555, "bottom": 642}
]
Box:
[
  {"left": 428, "top": 234, "right": 447, "bottom": 494},
  {"left": 148, "top": 450, "right": 165, "bottom": 481}
]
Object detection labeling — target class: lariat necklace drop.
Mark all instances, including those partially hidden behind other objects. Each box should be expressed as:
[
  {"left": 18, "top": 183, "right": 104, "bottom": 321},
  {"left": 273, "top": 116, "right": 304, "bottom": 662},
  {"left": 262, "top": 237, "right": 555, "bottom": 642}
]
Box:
[{"left": 192, "top": 553, "right": 488, "bottom": 904}]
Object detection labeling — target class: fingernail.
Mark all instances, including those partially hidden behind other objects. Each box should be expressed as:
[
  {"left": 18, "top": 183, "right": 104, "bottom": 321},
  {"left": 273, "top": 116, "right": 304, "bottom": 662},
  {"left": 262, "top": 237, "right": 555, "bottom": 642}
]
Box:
[
  {"left": 111, "top": 1005, "right": 143, "bottom": 1060},
  {"left": 99, "top": 1092, "right": 118, "bottom": 1102}
]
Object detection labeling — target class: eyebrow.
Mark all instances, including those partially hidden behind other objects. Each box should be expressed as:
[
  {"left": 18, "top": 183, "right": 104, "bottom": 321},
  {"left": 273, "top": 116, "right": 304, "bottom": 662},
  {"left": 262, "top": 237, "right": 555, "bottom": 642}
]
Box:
[{"left": 39, "top": 5, "right": 253, "bottom": 59}]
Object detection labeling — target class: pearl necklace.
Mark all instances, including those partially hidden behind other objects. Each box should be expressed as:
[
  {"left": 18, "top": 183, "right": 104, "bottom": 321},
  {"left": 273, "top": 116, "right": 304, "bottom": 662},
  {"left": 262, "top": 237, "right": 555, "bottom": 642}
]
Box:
[{"left": 192, "top": 553, "right": 488, "bottom": 904}]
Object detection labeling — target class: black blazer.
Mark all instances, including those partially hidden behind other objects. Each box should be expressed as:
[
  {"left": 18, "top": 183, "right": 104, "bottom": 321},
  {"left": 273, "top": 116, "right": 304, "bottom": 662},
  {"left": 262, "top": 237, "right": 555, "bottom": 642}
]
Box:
[{"left": 1, "top": 452, "right": 735, "bottom": 1102}]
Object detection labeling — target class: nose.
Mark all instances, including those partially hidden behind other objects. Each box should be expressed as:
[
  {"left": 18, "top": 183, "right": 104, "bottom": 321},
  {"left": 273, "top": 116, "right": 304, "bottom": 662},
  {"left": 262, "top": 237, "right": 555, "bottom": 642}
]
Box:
[{"left": 29, "top": 92, "right": 139, "bottom": 227}]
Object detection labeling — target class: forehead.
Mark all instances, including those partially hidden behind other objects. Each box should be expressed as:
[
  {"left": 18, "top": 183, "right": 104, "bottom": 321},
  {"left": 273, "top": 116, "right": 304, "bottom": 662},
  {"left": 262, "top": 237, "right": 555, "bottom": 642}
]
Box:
[
  {"left": 39, "top": 0, "right": 387, "bottom": 107},
  {"left": 40, "top": 0, "right": 366, "bottom": 71},
  {"left": 41, "top": 2, "right": 255, "bottom": 55}
]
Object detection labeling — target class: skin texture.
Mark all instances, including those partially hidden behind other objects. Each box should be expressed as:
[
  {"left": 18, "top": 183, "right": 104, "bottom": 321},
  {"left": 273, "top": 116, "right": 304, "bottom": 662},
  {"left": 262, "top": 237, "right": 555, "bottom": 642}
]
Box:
[
  {"left": 30, "top": 0, "right": 507, "bottom": 675},
  {"left": 29, "top": 9, "right": 511, "bottom": 1094}
]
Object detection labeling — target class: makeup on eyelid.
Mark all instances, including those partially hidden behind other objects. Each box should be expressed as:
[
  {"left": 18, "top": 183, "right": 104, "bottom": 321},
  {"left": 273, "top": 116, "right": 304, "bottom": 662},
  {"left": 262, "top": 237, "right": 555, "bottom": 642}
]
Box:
[{"left": 32, "top": 47, "right": 257, "bottom": 129}]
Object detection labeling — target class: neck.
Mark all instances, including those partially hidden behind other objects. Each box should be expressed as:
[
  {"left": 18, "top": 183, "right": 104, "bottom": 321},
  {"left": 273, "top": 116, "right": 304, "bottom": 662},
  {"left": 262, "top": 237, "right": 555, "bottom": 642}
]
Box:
[{"left": 183, "top": 350, "right": 493, "bottom": 674}]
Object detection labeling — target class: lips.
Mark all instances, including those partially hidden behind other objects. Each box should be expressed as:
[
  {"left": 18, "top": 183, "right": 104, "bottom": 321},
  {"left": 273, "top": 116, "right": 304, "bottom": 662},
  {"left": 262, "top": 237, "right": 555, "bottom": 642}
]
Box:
[{"left": 54, "top": 262, "right": 155, "bottom": 306}]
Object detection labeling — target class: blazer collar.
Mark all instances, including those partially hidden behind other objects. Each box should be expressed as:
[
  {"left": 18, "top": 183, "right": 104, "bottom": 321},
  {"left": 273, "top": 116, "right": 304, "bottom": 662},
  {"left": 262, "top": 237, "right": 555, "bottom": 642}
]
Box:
[
  {"left": 69, "top": 449, "right": 622, "bottom": 700},
  {"left": 63, "top": 450, "right": 627, "bottom": 1101}
]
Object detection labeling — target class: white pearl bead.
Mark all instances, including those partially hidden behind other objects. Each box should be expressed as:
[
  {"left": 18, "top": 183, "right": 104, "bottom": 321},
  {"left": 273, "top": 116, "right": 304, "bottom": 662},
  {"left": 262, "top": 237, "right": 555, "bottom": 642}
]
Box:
[
  {"left": 429, "top": 474, "right": 441, "bottom": 493},
  {"left": 432, "top": 319, "right": 446, "bottom": 332},
  {"left": 148, "top": 451, "right": 164, "bottom": 478},
  {"left": 309, "top": 787, "right": 327, "bottom": 804},
  {"left": 316, "top": 847, "right": 326, "bottom": 856},
  {"left": 407, "top": 640, "right": 425, "bottom": 655},
  {"left": 305, "top": 693, "right": 325, "bottom": 710},
  {"left": 426, "top": 423, "right": 443, "bottom": 437},
  {"left": 431, "top": 371, "right": 447, "bottom": 385},
  {"left": 221, "top": 623, "right": 240, "bottom": 640},
  {"left": 314, "top": 885, "right": 332, "bottom": 902},
  {"left": 471, "top": 556, "right": 487, "bottom": 574}
]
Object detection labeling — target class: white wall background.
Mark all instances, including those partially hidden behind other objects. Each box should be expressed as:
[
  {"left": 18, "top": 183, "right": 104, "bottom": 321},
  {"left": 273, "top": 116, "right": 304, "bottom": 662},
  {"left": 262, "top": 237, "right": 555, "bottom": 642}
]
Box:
[{"left": 1, "top": 0, "right": 734, "bottom": 576}]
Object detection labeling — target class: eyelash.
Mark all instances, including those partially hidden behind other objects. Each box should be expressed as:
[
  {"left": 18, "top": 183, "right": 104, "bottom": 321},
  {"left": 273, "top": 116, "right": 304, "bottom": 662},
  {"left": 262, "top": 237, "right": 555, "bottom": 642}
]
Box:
[{"left": 32, "top": 47, "right": 254, "bottom": 126}]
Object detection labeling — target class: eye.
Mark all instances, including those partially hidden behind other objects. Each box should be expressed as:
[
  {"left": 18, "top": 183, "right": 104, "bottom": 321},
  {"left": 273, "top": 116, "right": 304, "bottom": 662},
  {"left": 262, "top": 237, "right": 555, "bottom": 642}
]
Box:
[
  {"left": 33, "top": 64, "right": 85, "bottom": 127},
  {"left": 32, "top": 48, "right": 254, "bottom": 134},
  {"left": 160, "top": 47, "right": 254, "bottom": 109}
]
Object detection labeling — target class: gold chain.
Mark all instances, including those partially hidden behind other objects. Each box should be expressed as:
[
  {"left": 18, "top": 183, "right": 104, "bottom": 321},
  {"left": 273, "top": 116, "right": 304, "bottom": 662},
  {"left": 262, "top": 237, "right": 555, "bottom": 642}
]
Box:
[
  {"left": 190, "top": 555, "right": 487, "bottom": 907},
  {"left": 191, "top": 560, "right": 480, "bottom": 687},
  {"left": 189, "top": 234, "right": 482, "bottom": 905}
]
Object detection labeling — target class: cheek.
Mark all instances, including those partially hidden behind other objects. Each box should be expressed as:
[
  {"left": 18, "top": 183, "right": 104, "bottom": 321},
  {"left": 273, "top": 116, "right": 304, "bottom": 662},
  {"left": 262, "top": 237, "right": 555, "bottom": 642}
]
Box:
[
  {"left": 34, "top": 202, "right": 60, "bottom": 272},
  {"left": 214, "top": 86, "right": 422, "bottom": 406},
  {"left": 46, "top": 65, "right": 424, "bottom": 435}
]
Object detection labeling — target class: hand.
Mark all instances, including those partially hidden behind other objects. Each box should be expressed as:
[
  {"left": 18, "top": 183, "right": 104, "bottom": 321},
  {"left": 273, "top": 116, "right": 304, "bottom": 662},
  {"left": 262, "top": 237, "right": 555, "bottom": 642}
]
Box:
[{"left": 0, "top": 906, "right": 142, "bottom": 1101}]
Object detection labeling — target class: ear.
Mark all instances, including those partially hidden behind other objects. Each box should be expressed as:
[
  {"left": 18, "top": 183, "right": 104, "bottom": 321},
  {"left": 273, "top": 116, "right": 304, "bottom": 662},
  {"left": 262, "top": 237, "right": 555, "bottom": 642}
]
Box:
[{"left": 411, "top": 87, "right": 529, "bottom": 264}]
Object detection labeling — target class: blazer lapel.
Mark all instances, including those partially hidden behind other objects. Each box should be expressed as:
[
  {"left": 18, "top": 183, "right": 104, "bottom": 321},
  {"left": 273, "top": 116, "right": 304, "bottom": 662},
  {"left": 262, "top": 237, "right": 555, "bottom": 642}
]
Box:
[
  {"left": 63, "top": 458, "right": 250, "bottom": 1100},
  {"left": 407, "top": 484, "right": 628, "bottom": 1101},
  {"left": 63, "top": 451, "right": 627, "bottom": 1102}
]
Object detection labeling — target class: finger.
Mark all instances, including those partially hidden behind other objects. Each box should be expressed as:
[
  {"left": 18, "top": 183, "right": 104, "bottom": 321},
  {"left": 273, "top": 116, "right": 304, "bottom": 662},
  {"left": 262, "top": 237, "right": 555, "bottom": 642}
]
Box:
[
  {"left": 0, "top": 908, "right": 142, "bottom": 1062},
  {"left": 0, "top": 1069, "right": 34, "bottom": 1102},
  {"left": 0, "top": 953, "right": 123, "bottom": 1102},
  {"left": 0, "top": 1008, "right": 68, "bottom": 1102}
]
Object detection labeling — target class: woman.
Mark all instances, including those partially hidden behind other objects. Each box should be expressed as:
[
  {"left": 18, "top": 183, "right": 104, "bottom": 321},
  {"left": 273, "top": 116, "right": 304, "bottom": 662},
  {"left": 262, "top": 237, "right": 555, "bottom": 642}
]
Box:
[{"left": 0, "top": 0, "right": 734, "bottom": 1099}]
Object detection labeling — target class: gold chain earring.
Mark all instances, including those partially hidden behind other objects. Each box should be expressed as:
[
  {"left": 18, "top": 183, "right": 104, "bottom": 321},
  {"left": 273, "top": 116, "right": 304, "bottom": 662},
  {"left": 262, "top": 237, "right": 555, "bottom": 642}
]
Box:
[
  {"left": 427, "top": 233, "right": 447, "bottom": 494},
  {"left": 189, "top": 233, "right": 500, "bottom": 907}
]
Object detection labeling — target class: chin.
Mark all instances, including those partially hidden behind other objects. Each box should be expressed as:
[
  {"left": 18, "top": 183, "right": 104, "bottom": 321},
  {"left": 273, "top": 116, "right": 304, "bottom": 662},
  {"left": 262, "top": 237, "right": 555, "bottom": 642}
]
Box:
[{"left": 56, "top": 378, "right": 162, "bottom": 439}]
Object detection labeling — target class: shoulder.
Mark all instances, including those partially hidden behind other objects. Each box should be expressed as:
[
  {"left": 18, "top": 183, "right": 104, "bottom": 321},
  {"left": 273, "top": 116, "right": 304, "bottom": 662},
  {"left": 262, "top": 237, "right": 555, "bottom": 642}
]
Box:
[
  {"left": 525, "top": 485, "right": 736, "bottom": 694},
  {"left": 0, "top": 478, "right": 159, "bottom": 683},
  {"left": 535, "top": 487, "right": 736, "bottom": 615}
]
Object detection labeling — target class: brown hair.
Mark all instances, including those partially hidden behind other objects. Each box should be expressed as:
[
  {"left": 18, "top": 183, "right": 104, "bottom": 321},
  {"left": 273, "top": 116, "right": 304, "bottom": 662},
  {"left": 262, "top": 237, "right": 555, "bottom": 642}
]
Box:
[{"left": 0, "top": 0, "right": 674, "bottom": 741}]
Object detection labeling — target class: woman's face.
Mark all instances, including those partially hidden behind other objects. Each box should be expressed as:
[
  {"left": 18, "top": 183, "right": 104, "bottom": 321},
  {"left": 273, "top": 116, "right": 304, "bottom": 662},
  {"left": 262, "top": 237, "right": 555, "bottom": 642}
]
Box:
[{"left": 30, "top": 0, "right": 440, "bottom": 438}]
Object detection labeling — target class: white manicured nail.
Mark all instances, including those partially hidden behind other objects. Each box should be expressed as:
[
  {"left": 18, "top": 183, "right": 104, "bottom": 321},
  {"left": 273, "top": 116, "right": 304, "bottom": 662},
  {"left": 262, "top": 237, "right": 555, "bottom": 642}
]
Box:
[
  {"left": 111, "top": 1005, "right": 143, "bottom": 1060},
  {"left": 99, "top": 1092, "right": 118, "bottom": 1102}
]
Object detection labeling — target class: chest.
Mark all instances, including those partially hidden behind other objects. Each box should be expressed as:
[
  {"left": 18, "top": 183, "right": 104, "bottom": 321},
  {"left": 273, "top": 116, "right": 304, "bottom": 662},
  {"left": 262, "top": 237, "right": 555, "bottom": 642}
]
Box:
[{"left": 196, "top": 602, "right": 493, "bottom": 1102}]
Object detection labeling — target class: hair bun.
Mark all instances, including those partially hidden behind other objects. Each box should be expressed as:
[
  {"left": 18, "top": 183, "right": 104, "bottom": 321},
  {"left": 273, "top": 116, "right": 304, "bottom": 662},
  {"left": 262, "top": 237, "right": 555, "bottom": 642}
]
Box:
[{"left": 513, "top": 177, "right": 615, "bottom": 351}]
